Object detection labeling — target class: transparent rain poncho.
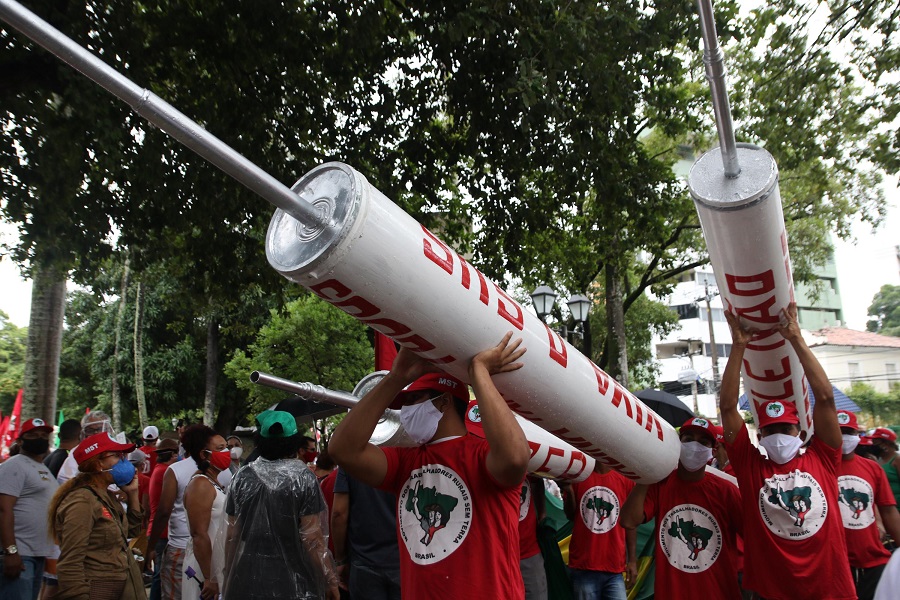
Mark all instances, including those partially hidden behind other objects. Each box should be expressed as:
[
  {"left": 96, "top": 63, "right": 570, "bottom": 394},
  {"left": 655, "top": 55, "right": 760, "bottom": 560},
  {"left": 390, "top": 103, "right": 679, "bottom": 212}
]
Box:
[{"left": 220, "top": 457, "right": 338, "bottom": 599}]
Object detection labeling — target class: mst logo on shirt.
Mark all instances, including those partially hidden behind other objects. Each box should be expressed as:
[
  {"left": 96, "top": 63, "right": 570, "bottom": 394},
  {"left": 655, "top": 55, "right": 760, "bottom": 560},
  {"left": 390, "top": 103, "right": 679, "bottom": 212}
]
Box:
[
  {"left": 836, "top": 475, "right": 875, "bottom": 529},
  {"left": 659, "top": 504, "right": 723, "bottom": 573},
  {"left": 579, "top": 486, "right": 620, "bottom": 534},
  {"left": 519, "top": 480, "right": 531, "bottom": 522},
  {"left": 398, "top": 464, "right": 472, "bottom": 565},
  {"left": 758, "top": 470, "right": 827, "bottom": 540}
]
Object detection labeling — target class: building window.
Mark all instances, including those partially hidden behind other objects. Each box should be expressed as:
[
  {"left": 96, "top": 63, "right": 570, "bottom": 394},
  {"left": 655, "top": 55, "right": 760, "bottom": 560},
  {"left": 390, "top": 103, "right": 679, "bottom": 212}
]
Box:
[
  {"left": 700, "top": 307, "right": 725, "bottom": 322},
  {"left": 704, "top": 343, "right": 732, "bottom": 358},
  {"left": 671, "top": 304, "right": 699, "bottom": 320},
  {"left": 848, "top": 362, "right": 862, "bottom": 380}
]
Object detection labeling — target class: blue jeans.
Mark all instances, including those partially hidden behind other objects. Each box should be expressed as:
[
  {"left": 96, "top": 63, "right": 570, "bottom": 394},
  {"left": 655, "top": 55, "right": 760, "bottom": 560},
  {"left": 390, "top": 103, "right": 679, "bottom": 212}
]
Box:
[
  {"left": 0, "top": 556, "right": 45, "bottom": 600},
  {"left": 570, "top": 569, "right": 626, "bottom": 600},
  {"left": 149, "top": 539, "right": 167, "bottom": 600}
]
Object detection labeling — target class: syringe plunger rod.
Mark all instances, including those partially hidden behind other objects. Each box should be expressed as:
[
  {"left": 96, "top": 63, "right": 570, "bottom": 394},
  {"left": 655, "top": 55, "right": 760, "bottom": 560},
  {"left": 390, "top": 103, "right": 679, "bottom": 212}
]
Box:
[
  {"left": 697, "top": 0, "right": 740, "bottom": 178},
  {"left": 250, "top": 371, "right": 359, "bottom": 409},
  {"left": 0, "top": 0, "right": 324, "bottom": 227}
]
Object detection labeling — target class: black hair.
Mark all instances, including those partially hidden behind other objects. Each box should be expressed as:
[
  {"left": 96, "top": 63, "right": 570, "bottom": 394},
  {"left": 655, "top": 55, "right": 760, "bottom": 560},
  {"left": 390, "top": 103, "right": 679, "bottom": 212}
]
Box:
[
  {"left": 181, "top": 424, "right": 218, "bottom": 471},
  {"left": 316, "top": 447, "right": 336, "bottom": 471},
  {"left": 58, "top": 419, "right": 82, "bottom": 442},
  {"left": 255, "top": 432, "right": 304, "bottom": 460},
  {"left": 300, "top": 435, "right": 316, "bottom": 449}
]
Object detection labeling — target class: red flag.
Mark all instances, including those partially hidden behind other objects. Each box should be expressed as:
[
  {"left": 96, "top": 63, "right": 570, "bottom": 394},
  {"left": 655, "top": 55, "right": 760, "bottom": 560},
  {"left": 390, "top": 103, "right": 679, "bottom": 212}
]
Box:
[
  {"left": 0, "top": 415, "right": 10, "bottom": 455},
  {"left": 374, "top": 332, "right": 398, "bottom": 371},
  {"left": 10, "top": 389, "right": 22, "bottom": 439}
]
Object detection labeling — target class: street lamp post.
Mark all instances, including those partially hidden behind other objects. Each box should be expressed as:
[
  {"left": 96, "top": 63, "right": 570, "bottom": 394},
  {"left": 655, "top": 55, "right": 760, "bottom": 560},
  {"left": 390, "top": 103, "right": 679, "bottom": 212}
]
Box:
[
  {"left": 568, "top": 294, "right": 592, "bottom": 359},
  {"left": 530, "top": 286, "right": 592, "bottom": 355}
]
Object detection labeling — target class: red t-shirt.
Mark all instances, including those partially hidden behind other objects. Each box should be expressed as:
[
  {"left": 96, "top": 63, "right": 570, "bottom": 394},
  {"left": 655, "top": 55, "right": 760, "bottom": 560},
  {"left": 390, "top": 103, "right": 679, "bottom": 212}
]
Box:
[
  {"left": 568, "top": 470, "right": 634, "bottom": 573},
  {"left": 838, "top": 454, "right": 894, "bottom": 568},
  {"left": 148, "top": 462, "right": 168, "bottom": 539},
  {"left": 518, "top": 479, "right": 540, "bottom": 560},
  {"left": 380, "top": 435, "right": 525, "bottom": 600},
  {"left": 642, "top": 468, "right": 742, "bottom": 599},
  {"left": 726, "top": 424, "right": 855, "bottom": 600}
]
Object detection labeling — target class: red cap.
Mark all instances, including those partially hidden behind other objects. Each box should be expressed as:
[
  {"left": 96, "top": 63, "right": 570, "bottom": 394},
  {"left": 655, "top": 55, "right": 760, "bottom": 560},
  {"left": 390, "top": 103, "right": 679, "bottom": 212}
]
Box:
[
  {"left": 836, "top": 410, "right": 859, "bottom": 431},
  {"left": 73, "top": 432, "right": 135, "bottom": 465},
  {"left": 679, "top": 417, "right": 720, "bottom": 444},
  {"left": 464, "top": 400, "right": 486, "bottom": 439},
  {"left": 869, "top": 427, "right": 898, "bottom": 443},
  {"left": 389, "top": 372, "right": 468, "bottom": 410},
  {"left": 858, "top": 435, "right": 875, "bottom": 447},
  {"left": 756, "top": 400, "right": 800, "bottom": 428},
  {"left": 19, "top": 418, "right": 53, "bottom": 436}
]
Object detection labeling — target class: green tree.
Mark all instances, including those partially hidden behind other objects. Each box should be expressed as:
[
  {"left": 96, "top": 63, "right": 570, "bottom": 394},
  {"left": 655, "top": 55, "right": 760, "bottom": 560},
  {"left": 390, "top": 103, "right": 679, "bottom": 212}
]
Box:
[
  {"left": 845, "top": 381, "right": 900, "bottom": 428},
  {"left": 867, "top": 284, "right": 900, "bottom": 337},
  {"left": 0, "top": 310, "right": 27, "bottom": 414},
  {"left": 224, "top": 294, "right": 374, "bottom": 416}
]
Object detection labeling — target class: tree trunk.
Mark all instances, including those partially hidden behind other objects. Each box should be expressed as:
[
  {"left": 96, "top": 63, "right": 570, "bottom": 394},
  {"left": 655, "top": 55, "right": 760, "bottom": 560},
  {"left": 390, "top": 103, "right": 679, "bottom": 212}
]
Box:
[
  {"left": 23, "top": 262, "right": 67, "bottom": 423},
  {"left": 133, "top": 281, "right": 148, "bottom": 429},
  {"left": 605, "top": 262, "right": 629, "bottom": 388},
  {"left": 111, "top": 257, "right": 131, "bottom": 431},
  {"left": 203, "top": 318, "right": 219, "bottom": 426}
]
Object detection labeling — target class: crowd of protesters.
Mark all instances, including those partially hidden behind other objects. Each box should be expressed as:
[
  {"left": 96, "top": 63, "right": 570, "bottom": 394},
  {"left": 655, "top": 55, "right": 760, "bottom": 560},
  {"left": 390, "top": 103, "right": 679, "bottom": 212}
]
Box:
[{"left": 0, "top": 311, "right": 898, "bottom": 600}]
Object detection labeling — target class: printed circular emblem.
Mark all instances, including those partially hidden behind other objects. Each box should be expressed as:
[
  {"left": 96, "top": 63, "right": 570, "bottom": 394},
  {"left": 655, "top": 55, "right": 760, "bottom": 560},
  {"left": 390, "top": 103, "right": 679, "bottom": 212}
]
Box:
[
  {"left": 467, "top": 405, "right": 481, "bottom": 424},
  {"left": 691, "top": 418, "right": 709, "bottom": 428},
  {"left": 519, "top": 481, "right": 531, "bottom": 522},
  {"left": 837, "top": 475, "right": 875, "bottom": 529},
  {"left": 33, "top": 419, "right": 45, "bottom": 426},
  {"left": 837, "top": 413, "right": 851, "bottom": 425},
  {"left": 659, "top": 504, "right": 723, "bottom": 573},
  {"left": 758, "top": 470, "right": 827, "bottom": 540},
  {"left": 766, "top": 402, "right": 785, "bottom": 418},
  {"left": 579, "top": 486, "right": 620, "bottom": 534},
  {"left": 398, "top": 464, "right": 472, "bottom": 565}
]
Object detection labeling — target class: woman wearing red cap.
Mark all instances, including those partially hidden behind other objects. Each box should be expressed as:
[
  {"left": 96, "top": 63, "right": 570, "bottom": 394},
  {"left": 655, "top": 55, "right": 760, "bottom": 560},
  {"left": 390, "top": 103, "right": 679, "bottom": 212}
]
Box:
[{"left": 47, "top": 432, "right": 143, "bottom": 600}]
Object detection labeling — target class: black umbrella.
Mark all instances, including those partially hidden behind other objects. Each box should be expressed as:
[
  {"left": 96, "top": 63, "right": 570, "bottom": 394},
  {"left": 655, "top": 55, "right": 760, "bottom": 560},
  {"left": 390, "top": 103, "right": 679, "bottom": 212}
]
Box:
[{"left": 633, "top": 389, "right": 695, "bottom": 428}]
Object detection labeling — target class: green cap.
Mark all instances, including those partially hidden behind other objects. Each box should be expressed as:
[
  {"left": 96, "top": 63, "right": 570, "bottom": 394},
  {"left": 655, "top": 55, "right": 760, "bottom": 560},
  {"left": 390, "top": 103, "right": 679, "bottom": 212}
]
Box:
[{"left": 255, "top": 410, "right": 298, "bottom": 438}]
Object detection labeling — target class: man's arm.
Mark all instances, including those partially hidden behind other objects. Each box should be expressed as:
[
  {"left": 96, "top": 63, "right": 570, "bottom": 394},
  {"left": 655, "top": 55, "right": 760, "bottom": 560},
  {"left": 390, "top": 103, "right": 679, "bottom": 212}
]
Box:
[
  {"left": 185, "top": 479, "right": 218, "bottom": 599},
  {"left": 776, "top": 303, "right": 841, "bottom": 448},
  {"left": 560, "top": 483, "right": 576, "bottom": 522},
  {"left": 469, "top": 332, "right": 529, "bottom": 488},
  {"left": 147, "top": 468, "right": 177, "bottom": 563},
  {"left": 299, "top": 514, "right": 340, "bottom": 600},
  {"left": 0, "top": 494, "right": 23, "bottom": 578},
  {"left": 721, "top": 311, "right": 753, "bottom": 444},
  {"left": 329, "top": 347, "right": 437, "bottom": 488},
  {"left": 330, "top": 492, "right": 350, "bottom": 590},
  {"left": 620, "top": 484, "right": 649, "bottom": 531},
  {"left": 624, "top": 527, "right": 638, "bottom": 590}
]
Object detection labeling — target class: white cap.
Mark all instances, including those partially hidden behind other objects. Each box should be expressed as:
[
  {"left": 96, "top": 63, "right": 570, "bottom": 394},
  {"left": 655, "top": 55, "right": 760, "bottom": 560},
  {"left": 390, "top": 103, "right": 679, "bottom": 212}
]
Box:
[{"left": 142, "top": 425, "right": 160, "bottom": 440}]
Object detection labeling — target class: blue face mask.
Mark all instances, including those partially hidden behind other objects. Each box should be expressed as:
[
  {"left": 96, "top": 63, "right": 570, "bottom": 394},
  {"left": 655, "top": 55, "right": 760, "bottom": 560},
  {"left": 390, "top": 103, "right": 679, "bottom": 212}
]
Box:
[{"left": 105, "top": 458, "right": 136, "bottom": 487}]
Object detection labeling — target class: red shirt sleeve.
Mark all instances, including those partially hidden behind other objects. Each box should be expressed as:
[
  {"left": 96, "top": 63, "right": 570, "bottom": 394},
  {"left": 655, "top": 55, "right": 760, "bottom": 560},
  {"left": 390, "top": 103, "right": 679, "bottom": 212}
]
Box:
[
  {"left": 377, "top": 445, "right": 403, "bottom": 493},
  {"left": 643, "top": 481, "right": 659, "bottom": 524}
]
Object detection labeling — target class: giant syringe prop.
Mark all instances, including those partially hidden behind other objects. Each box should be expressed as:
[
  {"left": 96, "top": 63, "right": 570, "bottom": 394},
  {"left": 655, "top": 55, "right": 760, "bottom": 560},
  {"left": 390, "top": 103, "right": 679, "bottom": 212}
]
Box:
[
  {"left": 252, "top": 370, "right": 596, "bottom": 482},
  {"left": 689, "top": 0, "right": 811, "bottom": 432},
  {"left": 1, "top": 0, "right": 680, "bottom": 482}
]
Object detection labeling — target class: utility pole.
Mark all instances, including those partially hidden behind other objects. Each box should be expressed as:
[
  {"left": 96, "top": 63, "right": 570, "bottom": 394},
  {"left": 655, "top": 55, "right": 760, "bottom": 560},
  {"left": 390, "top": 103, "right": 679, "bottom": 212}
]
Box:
[{"left": 703, "top": 283, "right": 723, "bottom": 424}]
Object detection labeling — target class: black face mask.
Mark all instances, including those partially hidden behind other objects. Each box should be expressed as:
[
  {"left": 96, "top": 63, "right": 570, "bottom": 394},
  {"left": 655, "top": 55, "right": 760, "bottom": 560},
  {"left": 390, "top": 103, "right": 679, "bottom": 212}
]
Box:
[
  {"left": 22, "top": 438, "right": 50, "bottom": 455},
  {"left": 156, "top": 451, "right": 174, "bottom": 463}
]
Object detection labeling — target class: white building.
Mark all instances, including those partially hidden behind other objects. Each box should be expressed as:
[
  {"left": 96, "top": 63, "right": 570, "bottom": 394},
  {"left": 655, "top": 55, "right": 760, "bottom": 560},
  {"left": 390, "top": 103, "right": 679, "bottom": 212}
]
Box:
[{"left": 807, "top": 327, "right": 900, "bottom": 393}]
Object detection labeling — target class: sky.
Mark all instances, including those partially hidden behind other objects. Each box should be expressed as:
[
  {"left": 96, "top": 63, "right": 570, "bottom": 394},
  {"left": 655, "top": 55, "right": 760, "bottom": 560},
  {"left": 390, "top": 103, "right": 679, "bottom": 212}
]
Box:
[{"left": 1, "top": 185, "right": 897, "bottom": 331}]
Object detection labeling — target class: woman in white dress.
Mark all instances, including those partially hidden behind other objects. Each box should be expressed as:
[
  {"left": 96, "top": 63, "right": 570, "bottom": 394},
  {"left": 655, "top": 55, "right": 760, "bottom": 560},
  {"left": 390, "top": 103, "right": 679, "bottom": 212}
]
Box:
[{"left": 182, "top": 431, "right": 230, "bottom": 600}]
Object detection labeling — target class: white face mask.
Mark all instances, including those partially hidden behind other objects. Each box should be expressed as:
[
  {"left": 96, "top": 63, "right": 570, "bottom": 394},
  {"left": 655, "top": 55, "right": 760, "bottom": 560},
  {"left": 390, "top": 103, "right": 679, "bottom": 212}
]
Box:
[
  {"left": 759, "top": 433, "right": 803, "bottom": 464},
  {"left": 400, "top": 398, "right": 444, "bottom": 445},
  {"left": 679, "top": 441, "right": 713, "bottom": 472},
  {"left": 841, "top": 434, "right": 860, "bottom": 455},
  {"left": 230, "top": 447, "right": 243, "bottom": 460}
]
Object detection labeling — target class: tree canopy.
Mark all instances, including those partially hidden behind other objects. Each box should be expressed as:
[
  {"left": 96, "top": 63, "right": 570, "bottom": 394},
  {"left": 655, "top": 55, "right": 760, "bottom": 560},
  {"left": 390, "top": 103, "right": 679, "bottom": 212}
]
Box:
[{"left": 867, "top": 284, "right": 900, "bottom": 337}]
